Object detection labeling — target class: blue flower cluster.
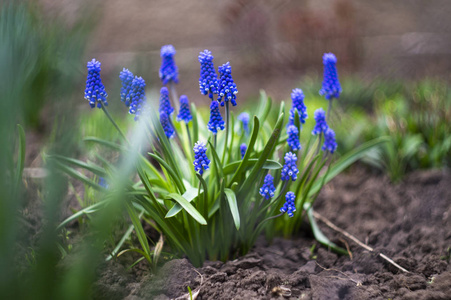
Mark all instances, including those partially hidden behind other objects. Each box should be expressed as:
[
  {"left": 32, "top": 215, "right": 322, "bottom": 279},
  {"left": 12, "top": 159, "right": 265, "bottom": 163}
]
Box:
[
  {"left": 160, "top": 111, "right": 175, "bottom": 139},
  {"left": 290, "top": 89, "right": 308, "bottom": 124},
  {"left": 280, "top": 191, "right": 296, "bottom": 217},
  {"left": 84, "top": 59, "right": 108, "bottom": 108},
  {"left": 119, "top": 68, "right": 134, "bottom": 107},
  {"left": 128, "top": 76, "right": 146, "bottom": 121},
  {"left": 218, "top": 62, "right": 238, "bottom": 106},
  {"left": 259, "top": 174, "right": 276, "bottom": 200},
  {"left": 159, "top": 45, "right": 179, "bottom": 85},
  {"left": 193, "top": 141, "right": 210, "bottom": 175},
  {"left": 159, "top": 87, "right": 174, "bottom": 116},
  {"left": 319, "top": 53, "right": 342, "bottom": 100},
  {"left": 322, "top": 128, "right": 337, "bottom": 154},
  {"left": 281, "top": 152, "right": 299, "bottom": 181},
  {"left": 238, "top": 112, "right": 250, "bottom": 136},
  {"left": 207, "top": 101, "right": 225, "bottom": 134},
  {"left": 177, "top": 95, "right": 192, "bottom": 123},
  {"left": 240, "top": 143, "right": 247, "bottom": 159},
  {"left": 312, "top": 108, "right": 328, "bottom": 135},
  {"left": 198, "top": 50, "right": 219, "bottom": 99},
  {"left": 287, "top": 125, "right": 301, "bottom": 151}
]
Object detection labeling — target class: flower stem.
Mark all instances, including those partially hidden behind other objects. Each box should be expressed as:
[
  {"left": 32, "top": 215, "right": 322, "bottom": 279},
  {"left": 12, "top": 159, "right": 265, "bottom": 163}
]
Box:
[
  {"left": 222, "top": 101, "right": 230, "bottom": 164},
  {"left": 101, "top": 103, "right": 129, "bottom": 144},
  {"left": 326, "top": 98, "right": 333, "bottom": 122},
  {"left": 186, "top": 123, "right": 192, "bottom": 147},
  {"left": 169, "top": 81, "right": 180, "bottom": 114}
]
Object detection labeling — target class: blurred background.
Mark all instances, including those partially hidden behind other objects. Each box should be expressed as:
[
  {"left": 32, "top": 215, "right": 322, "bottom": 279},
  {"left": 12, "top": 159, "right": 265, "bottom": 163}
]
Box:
[{"left": 1, "top": 0, "right": 451, "bottom": 298}]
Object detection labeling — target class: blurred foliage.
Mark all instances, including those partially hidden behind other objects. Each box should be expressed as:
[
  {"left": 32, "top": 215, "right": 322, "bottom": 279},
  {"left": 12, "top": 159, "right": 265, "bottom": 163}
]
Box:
[
  {"left": 0, "top": 0, "right": 93, "bottom": 129},
  {"left": 334, "top": 78, "right": 451, "bottom": 181}
]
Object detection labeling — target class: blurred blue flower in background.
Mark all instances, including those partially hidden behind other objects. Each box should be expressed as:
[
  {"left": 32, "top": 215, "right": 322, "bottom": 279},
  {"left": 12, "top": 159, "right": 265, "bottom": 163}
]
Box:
[
  {"left": 322, "top": 128, "right": 337, "bottom": 154},
  {"left": 240, "top": 143, "right": 247, "bottom": 159},
  {"left": 128, "top": 76, "right": 146, "bottom": 121},
  {"left": 237, "top": 112, "right": 250, "bottom": 136},
  {"left": 119, "top": 68, "right": 134, "bottom": 107},
  {"left": 159, "top": 87, "right": 174, "bottom": 116},
  {"left": 319, "top": 53, "right": 342, "bottom": 100},
  {"left": 159, "top": 45, "right": 179, "bottom": 85},
  {"left": 312, "top": 108, "right": 328, "bottom": 135},
  {"left": 160, "top": 111, "right": 175, "bottom": 138},
  {"left": 177, "top": 95, "right": 192, "bottom": 123}
]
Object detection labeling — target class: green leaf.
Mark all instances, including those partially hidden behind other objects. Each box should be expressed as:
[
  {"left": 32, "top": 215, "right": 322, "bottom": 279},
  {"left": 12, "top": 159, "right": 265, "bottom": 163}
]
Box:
[
  {"left": 57, "top": 201, "right": 105, "bottom": 230},
  {"left": 191, "top": 103, "right": 199, "bottom": 147},
  {"left": 165, "top": 186, "right": 200, "bottom": 218},
  {"left": 256, "top": 90, "right": 272, "bottom": 125},
  {"left": 149, "top": 153, "right": 186, "bottom": 194},
  {"left": 166, "top": 193, "right": 207, "bottom": 225},
  {"left": 53, "top": 160, "right": 105, "bottom": 191},
  {"left": 306, "top": 205, "right": 348, "bottom": 255},
  {"left": 15, "top": 124, "right": 26, "bottom": 189},
  {"left": 207, "top": 140, "right": 224, "bottom": 179},
  {"left": 224, "top": 188, "right": 240, "bottom": 230},
  {"left": 223, "top": 159, "right": 282, "bottom": 175},
  {"left": 48, "top": 154, "right": 107, "bottom": 177},
  {"left": 84, "top": 136, "right": 123, "bottom": 151},
  {"left": 125, "top": 203, "right": 152, "bottom": 263}
]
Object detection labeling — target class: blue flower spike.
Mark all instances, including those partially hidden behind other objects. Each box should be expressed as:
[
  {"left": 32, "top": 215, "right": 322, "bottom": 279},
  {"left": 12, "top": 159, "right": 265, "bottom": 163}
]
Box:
[
  {"left": 319, "top": 53, "right": 342, "bottom": 100},
  {"left": 128, "top": 76, "right": 146, "bottom": 121},
  {"left": 159, "top": 87, "right": 174, "bottom": 116},
  {"left": 198, "top": 50, "right": 219, "bottom": 100},
  {"left": 119, "top": 68, "right": 134, "bottom": 107},
  {"left": 322, "top": 128, "right": 337, "bottom": 154},
  {"left": 287, "top": 125, "right": 301, "bottom": 151},
  {"left": 218, "top": 62, "right": 238, "bottom": 106},
  {"left": 160, "top": 111, "right": 175, "bottom": 139},
  {"left": 84, "top": 59, "right": 108, "bottom": 108},
  {"left": 176, "top": 95, "right": 192, "bottom": 123},
  {"left": 290, "top": 89, "right": 308, "bottom": 124},
  {"left": 312, "top": 108, "right": 328, "bottom": 135},
  {"left": 238, "top": 112, "right": 250, "bottom": 136},
  {"left": 280, "top": 191, "right": 296, "bottom": 217},
  {"left": 281, "top": 152, "right": 299, "bottom": 181},
  {"left": 193, "top": 141, "right": 210, "bottom": 175},
  {"left": 207, "top": 101, "right": 225, "bottom": 134},
  {"left": 159, "top": 45, "right": 179, "bottom": 85},
  {"left": 259, "top": 174, "right": 276, "bottom": 200},
  {"left": 240, "top": 143, "right": 247, "bottom": 159}
]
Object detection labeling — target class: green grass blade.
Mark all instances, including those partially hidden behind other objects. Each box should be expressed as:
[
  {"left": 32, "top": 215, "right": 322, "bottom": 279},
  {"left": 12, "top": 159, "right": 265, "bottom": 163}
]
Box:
[
  {"left": 224, "top": 188, "right": 240, "bottom": 230},
  {"left": 15, "top": 124, "right": 26, "bottom": 189},
  {"left": 84, "top": 136, "right": 123, "bottom": 151},
  {"left": 53, "top": 160, "right": 105, "bottom": 191},
  {"left": 165, "top": 186, "right": 199, "bottom": 218},
  {"left": 48, "top": 154, "right": 107, "bottom": 177},
  {"left": 223, "top": 159, "right": 282, "bottom": 175},
  {"left": 149, "top": 153, "right": 186, "bottom": 194},
  {"left": 166, "top": 193, "right": 207, "bottom": 225},
  {"left": 125, "top": 203, "right": 152, "bottom": 263}
]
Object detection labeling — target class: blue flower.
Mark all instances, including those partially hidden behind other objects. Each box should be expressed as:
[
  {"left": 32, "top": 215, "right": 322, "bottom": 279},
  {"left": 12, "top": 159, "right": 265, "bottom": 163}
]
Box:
[
  {"left": 119, "top": 68, "right": 134, "bottom": 107},
  {"left": 287, "top": 125, "right": 301, "bottom": 151},
  {"left": 290, "top": 88, "right": 308, "bottom": 124},
  {"left": 207, "top": 101, "right": 225, "bottom": 134},
  {"left": 84, "top": 59, "right": 108, "bottom": 108},
  {"left": 240, "top": 143, "right": 247, "bottom": 159},
  {"left": 176, "top": 95, "right": 192, "bottom": 123},
  {"left": 259, "top": 174, "right": 275, "bottom": 200},
  {"left": 198, "top": 50, "right": 219, "bottom": 99},
  {"left": 280, "top": 191, "right": 296, "bottom": 217},
  {"left": 238, "top": 112, "right": 250, "bottom": 135},
  {"left": 98, "top": 177, "right": 109, "bottom": 189},
  {"left": 159, "top": 87, "right": 174, "bottom": 116},
  {"left": 322, "top": 128, "right": 337, "bottom": 154},
  {"left": 128, "top": 76, "right": 146, "bottom": 121},
  {"left": 193, "top": 141, "right": 210, "bottom": 175},
  {"left": 319, "top": 53, "right": 342, "bottom": 100},
  {"left": 281, "top": 152, "right": 299, "bottom": 181},
  {"left": 312, "top": 108, "right": 328, "bottom": 135},
  {"left": 218, "top": 62, "right": 238, "bottom": 106},
  {"left": 160, "top": 111, "right": 175, "bottom": 139},
  {"left": 159, "top": 45, "right": 179, "bottom": 85}
]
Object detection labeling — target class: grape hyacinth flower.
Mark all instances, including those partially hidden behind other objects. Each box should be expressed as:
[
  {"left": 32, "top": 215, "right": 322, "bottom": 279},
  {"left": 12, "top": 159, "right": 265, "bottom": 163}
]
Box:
[
  {"left": 259, "top": 174, "right": 276, "bottom": 200},
  {"left": 84, "top": 59, "right": 108, "bottom": 108},
  {"left": 160, "top": 111, "right": 175, "bottom": 139},
  {"left": 193, "top": 141, "right": 210, "bottom": 175},
  {"left": 287, "top": 125, "right": 301, "bottom": 151},
  {"left": 159, "top": 45, "right": 179, "bottom": 85},
  {"left": 159, "top": 87, "right": 174, "bottom": 116},
  {"left": 281, "top": 152, "right": 299, "bottom": 181},
  {"left": 322, "top": 128, "right": 337, "bottom": 154},
  {"left": 280, "top": 191, "right": 296, "bottom": 217},
  {"left": 207, "top": 101, "right": 225, "bottom": 134},
  {"left": 198, "top": 50, "right": 219, "bottom": 99},
  {"left": 218, "top": 62, "right": 238, "bottom": 106},
  {"left": 312, "top": 108, "right": 328, "bottom": 135},
  {"left": 176, "top": 95, "right": 192, "bottom": 123},
  {"left": 240, "top": 143, "right": 247, "bottom": 159},
  {"left": 128, "top": 76, "right": 146, "bottom": 121},
  {"left": 238, "top": 112, "right": 250, "bottom": 136},
  {"left": 290, "top": 89, "right": 308, "bottom": 124},
  {"left": 119, "top": 68, "right": 134, "bottom": 107},
  {"left": 319, "top": 53, "right": 342, "bottom": 100}
]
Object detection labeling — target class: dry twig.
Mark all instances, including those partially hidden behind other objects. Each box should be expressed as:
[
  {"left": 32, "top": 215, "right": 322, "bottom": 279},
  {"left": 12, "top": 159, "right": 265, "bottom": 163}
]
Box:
[{"left": 312, "top": 211, "right": 410, "bottom": 273}]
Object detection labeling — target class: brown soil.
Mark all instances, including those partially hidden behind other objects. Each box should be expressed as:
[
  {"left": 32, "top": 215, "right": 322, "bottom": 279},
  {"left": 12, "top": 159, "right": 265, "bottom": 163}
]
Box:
[{"left": 92, "top": 166, "right": 451, "bottom": 299}]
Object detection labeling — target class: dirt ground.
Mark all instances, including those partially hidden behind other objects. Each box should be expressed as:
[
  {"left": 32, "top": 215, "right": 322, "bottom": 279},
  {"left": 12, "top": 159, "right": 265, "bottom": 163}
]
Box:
[{"left": 92, "top": 166, "right": 451, "bottom": 299}]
